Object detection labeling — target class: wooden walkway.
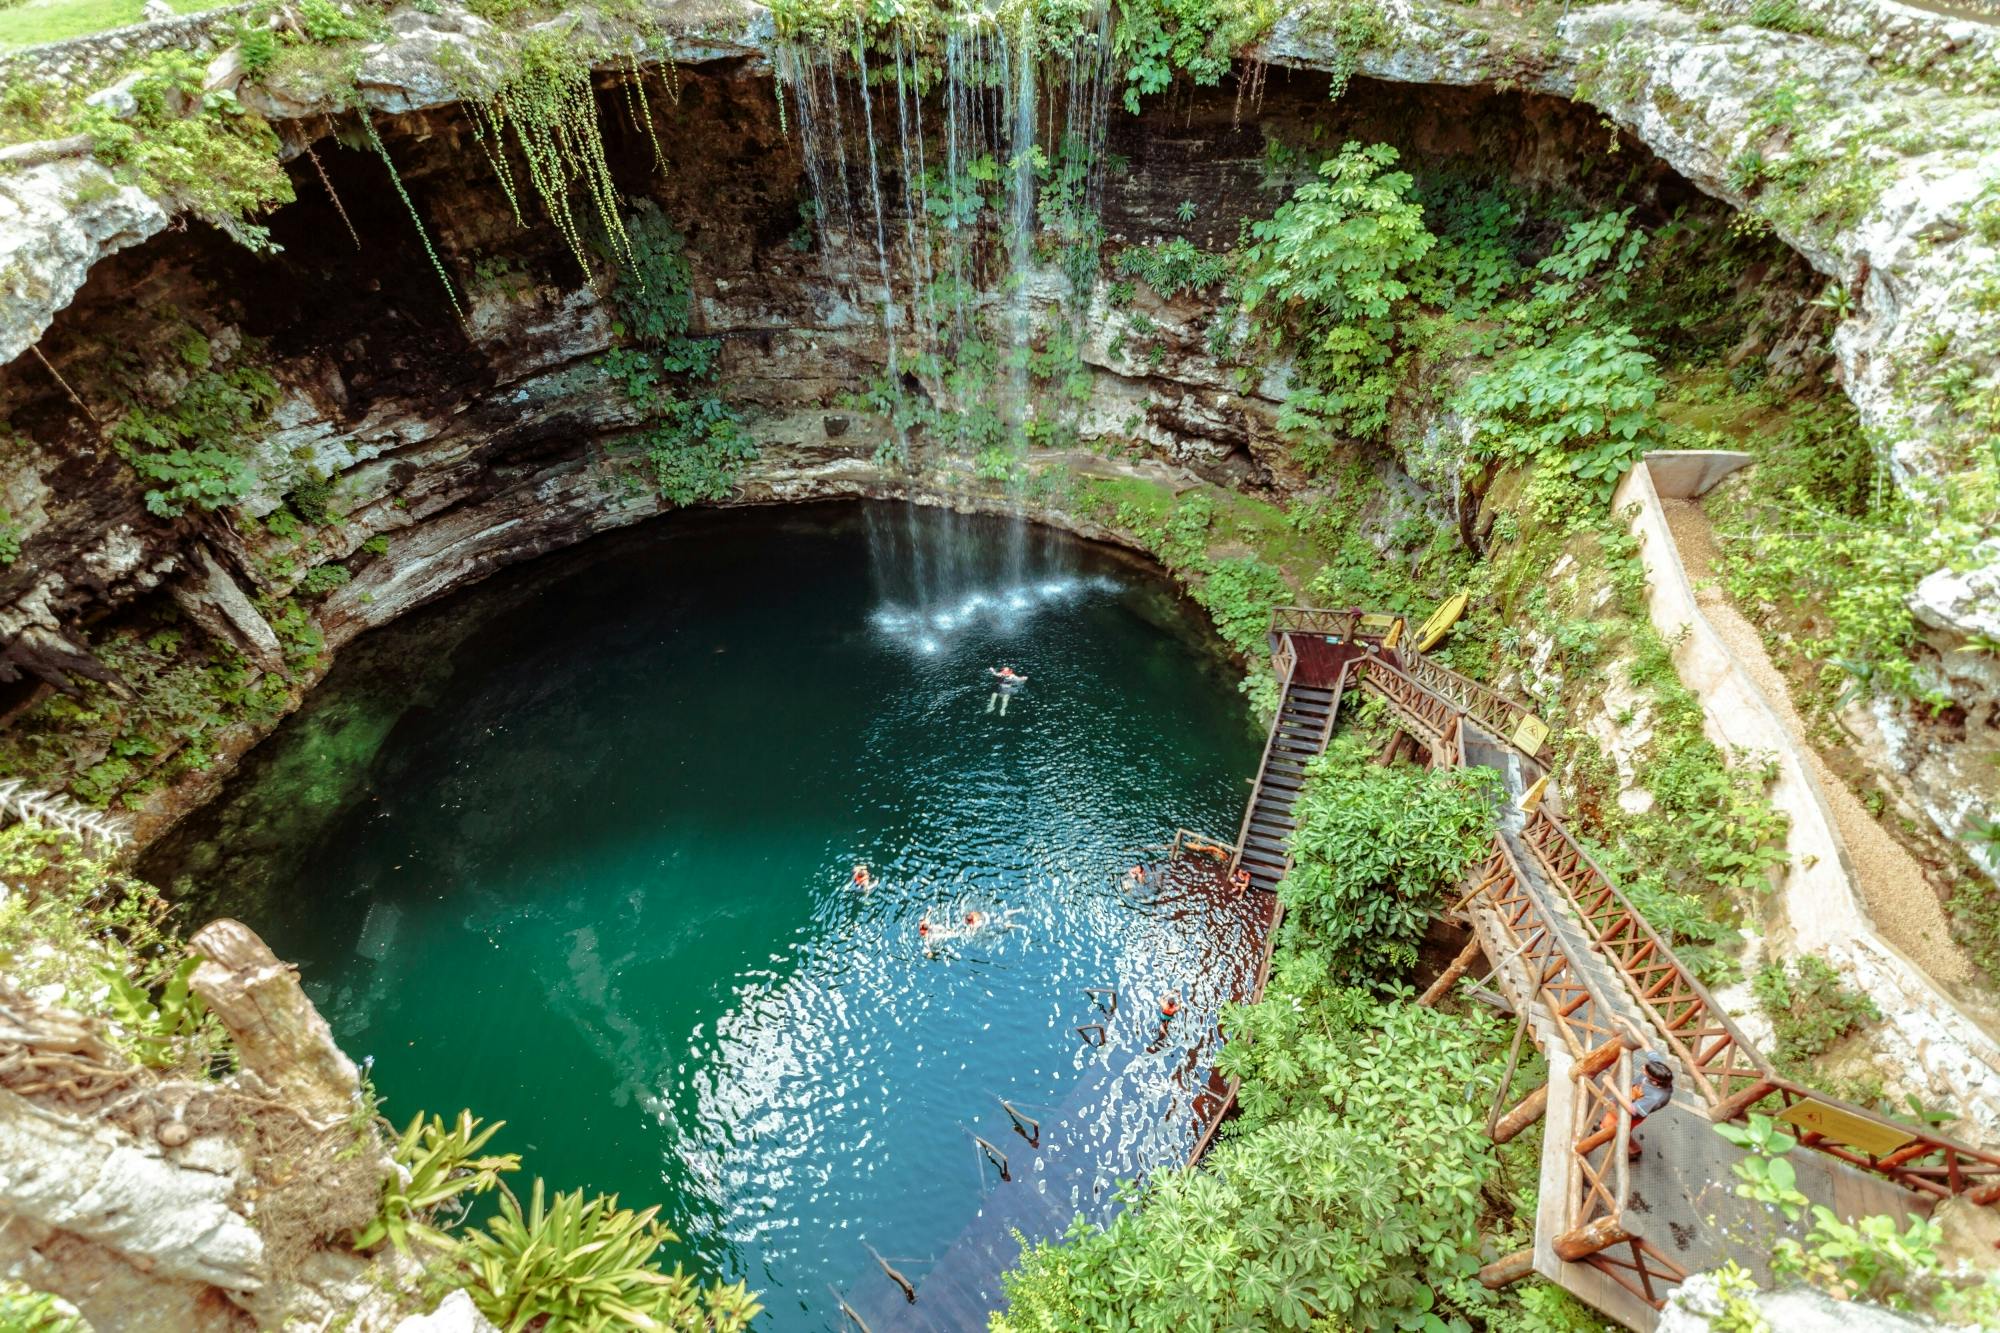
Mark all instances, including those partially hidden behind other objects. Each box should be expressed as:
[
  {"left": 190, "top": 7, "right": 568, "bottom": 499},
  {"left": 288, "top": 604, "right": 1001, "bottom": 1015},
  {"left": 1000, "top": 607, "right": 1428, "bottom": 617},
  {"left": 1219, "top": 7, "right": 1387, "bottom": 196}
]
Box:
[
  {"left": 1308, "top": 609, "right": 2000, "bottom": 1328},
  {"left": 833, "top": 605, "right": 2000, "bottom": 1331}
]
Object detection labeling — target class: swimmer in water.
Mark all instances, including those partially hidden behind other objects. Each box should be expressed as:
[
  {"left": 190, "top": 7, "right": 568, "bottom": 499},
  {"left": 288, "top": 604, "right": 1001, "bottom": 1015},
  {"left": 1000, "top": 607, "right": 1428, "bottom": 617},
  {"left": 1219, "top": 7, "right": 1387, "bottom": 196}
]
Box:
[
  {"left": 1229, "top": 868, "right": 1251, "bottom": 898},
  {"left": 1127, "top": 864, "right": 1147, "bottom": 886},
  {"left": 1160, "top": 993, "right": 1180, "bottom": 1021},
  {"left": 985, "top": 665, "right": 1028, "bottom": 715},
  {"left": 852, "top": 864, "right": 874, "bottom": 891}
]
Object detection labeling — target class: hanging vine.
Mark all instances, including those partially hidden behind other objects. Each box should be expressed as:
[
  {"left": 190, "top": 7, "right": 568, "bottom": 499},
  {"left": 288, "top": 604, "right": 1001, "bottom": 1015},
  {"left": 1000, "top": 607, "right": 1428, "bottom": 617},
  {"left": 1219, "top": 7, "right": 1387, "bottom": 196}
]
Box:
[
  {"left": 360, "top": 115, "right": 464, "bottom": 322},
  {"left": 303, "top": 130, "right": 360, "bottom": 251},
  {"left": 620, "top": 50, "right": 667, "bottom": 175},
  {"left": 485, "top": 32, "right": 636, "bottom": 280}
]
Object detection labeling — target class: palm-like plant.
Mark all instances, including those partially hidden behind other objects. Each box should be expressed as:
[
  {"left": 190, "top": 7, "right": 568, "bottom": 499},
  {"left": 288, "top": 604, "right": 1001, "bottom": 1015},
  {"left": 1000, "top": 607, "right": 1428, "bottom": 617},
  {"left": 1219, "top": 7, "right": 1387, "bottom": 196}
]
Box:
[
  {"left": 353, "top": 1111, "right": 520, "bottom": 1256},
  {"left": 461, "top": 1179, "right": 760, "bottom": 1332}
]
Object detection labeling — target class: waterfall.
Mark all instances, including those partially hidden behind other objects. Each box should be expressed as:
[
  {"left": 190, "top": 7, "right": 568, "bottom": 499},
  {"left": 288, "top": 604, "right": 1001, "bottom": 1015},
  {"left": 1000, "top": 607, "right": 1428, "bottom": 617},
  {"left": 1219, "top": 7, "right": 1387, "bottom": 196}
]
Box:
[{"left": 774, "top": 3, "right": 1117, "bottom": 508}]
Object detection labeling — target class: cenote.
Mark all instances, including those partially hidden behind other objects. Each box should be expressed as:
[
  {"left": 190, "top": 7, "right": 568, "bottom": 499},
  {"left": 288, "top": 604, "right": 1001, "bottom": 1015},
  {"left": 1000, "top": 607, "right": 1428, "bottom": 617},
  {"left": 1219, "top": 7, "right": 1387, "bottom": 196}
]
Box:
[{"left": 148, "top": 502, "right": 1265, "bottom": 1325}]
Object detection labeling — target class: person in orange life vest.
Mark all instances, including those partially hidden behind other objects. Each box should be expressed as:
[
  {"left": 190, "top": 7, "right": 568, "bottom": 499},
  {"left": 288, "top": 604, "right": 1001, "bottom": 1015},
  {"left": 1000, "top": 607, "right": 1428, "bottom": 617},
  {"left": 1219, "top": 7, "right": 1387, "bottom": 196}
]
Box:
[
  {"left": 1229, "top": 868, "right": 1251, "bottom": 898},
  {"left": 1159, "top": 993, "right": 1180, "bottom": 1020},
  {"left": 852, "top": 864, "right": 874, "bottom": 890},
  {"left": 1601, "top": 1056, "right": 1675, "bottom": 1161},
  {"left": 985, "top": 666, "right": 1028, "bottom": 715}
]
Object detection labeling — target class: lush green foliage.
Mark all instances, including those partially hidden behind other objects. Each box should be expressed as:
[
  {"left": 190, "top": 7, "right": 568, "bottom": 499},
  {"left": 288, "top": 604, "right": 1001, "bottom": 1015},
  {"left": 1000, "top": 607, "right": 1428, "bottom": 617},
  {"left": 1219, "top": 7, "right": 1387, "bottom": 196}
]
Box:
[
  {"left": 1751, "top": 955, "right": 1878, "bottom": 1072},
  {"left": 1114, "top": 237, "right": 1230, "bottom": 298},
  {"left": 1110, "top": 0, "right": 1276, "bottom": 112},
  {"left": 1277, "top": 735, "right": 1498, "bottom": 984},
  {"left": 1458, "top": 329, "right": 1663, "bottom": 493},
  {"left": 0, "top": 823, "right": 231, "bottom": 1075},
  {"left": 1242, "top": 142, "right": 1437, "bottom": 453},
  {"left": 109, "top": 353, "right": 279, "bottom": 517},
  {"left": 1716, "top": 1116, "right": 2000, "bottom": 1325},
  {"left": 462, "top": 1178, "right": 762, "bottom": 1333},
  {"left": 997, "top": 990, "right": 1508, "bottom": 1332},
  {"left": 357, "top": 1111, "right": 522, "bottom": 1255},
  {"left": 75, "top": 50, "right": 293, "bottom": 243},
  {"left": 600, "top": 202, "right": 756, "bottom": 505}
]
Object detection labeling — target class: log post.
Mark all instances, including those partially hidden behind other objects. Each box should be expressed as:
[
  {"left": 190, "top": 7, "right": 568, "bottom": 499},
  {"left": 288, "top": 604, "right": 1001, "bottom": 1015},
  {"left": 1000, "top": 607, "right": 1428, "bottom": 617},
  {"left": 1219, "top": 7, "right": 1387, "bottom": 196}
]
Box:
[
  {"left": 1417, "top": 935, "right": 1485, "bottom": 1007},
  {"left": 1552, "top": 1215, "right": 1631, "bottom": 1262},
  {"left": 1492, "top": 1083, "right": 1550, "bottom": 1144},
  {"left": 188, "top": 918, "right": 365, "bottom": 1116},
  {"left": 1478, "top": 1247, "right": 1535, "bottom": 1289}
]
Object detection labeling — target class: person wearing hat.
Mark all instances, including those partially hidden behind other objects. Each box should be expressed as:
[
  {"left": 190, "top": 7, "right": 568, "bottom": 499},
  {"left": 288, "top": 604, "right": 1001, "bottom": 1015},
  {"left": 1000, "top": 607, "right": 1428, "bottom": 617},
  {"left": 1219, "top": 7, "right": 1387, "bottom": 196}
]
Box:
[{"left": 1623, "top": 1055, "right": 1676, "bottom": 1161}]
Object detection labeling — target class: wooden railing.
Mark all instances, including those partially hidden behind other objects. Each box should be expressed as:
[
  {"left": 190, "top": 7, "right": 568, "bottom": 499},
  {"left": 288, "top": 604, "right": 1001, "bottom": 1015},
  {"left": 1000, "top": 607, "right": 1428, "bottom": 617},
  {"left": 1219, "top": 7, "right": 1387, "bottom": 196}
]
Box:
[
  {"left": 1188, "top": 866, "right": 1289, "bottom": 1166},
  {"left": 1716, "top": 1077, "right": 2000, "bottom": 1205},
  {"left": 1518, "top": 807, "right": 1771, "bottom": 1108},
  {"left": 1400, "top": 651, "right": 1548, "bottom": 761},
  {"left": 1351, "top": 658, "right": 1465, "bottom": 764}
]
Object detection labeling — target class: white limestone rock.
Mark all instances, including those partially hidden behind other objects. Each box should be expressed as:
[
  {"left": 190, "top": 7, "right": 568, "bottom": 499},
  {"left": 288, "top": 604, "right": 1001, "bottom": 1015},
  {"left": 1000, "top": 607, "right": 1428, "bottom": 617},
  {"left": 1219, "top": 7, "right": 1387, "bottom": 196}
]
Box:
[
  {"left": 1660, "top": 1270, "right": 1933, "bottom": 1331},
  {"left": 0, "top": 1088, "right": 264, "bottom": 1291},
  {"left": 0, "top": 157, "right": 168, "bottom": 365},
  {"left": 1911, "top": 539, "right": 2000, "bottom": 642},
  {"left": 392, "top": 1289, "right": 503, "bottom": 1333}
]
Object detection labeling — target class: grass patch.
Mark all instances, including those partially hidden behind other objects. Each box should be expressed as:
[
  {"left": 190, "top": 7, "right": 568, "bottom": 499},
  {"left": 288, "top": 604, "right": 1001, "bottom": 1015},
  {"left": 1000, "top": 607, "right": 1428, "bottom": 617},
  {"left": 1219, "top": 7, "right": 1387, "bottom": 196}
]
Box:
[{"left": 0, "top": 0, "right": 219, "bottom": 51}]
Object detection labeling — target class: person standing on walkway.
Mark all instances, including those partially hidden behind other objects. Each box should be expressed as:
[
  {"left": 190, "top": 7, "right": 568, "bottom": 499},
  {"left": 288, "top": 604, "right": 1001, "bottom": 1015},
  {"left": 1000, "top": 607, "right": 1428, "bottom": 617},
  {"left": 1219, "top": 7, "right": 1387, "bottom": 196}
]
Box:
[
  {"left": 1615, "top": 1056, "right": 1675, "bottom": 1161},
  {"left": 985, "top": 666, "right": 1028, "bottom": 715}
]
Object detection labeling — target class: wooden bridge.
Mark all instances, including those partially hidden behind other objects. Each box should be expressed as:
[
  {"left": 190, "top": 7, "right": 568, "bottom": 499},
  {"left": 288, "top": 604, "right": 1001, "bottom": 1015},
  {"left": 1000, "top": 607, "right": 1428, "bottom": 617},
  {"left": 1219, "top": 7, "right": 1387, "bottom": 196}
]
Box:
[
  {"left": 1246, "top": 607, "right": 2000, "bottom": 1328},
  {"left": 833, "top": 606, "right": 2000, "bottom": 1331}
]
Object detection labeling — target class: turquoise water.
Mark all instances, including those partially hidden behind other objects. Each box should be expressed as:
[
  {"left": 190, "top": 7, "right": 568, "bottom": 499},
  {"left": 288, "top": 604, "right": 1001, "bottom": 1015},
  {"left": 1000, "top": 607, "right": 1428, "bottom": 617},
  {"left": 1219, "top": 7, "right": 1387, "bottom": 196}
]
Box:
[{"left": 149, "top": 503, "right": 1263, "bottom": 1325}]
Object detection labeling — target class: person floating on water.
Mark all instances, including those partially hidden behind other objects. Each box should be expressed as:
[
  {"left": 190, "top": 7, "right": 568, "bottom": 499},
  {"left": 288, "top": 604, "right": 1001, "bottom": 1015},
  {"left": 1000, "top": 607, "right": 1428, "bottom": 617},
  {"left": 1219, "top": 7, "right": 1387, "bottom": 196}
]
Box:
[
  {"left": 1127, "top": 864, "right": 1147, "bottom": 887},
  {"left": 852, "top": 864, "right": 874, "bottom": 891},
  {"left": 1229, "top": 868, "right": 1251, "bottom": 898},
  {"left": 985, "top": 665, "right": 1028, "bottom": 715}
]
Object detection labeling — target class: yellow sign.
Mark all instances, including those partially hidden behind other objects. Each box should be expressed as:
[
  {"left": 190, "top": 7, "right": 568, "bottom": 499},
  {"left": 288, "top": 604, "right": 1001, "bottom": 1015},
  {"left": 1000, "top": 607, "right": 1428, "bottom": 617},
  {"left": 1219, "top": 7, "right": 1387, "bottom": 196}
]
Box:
[
  {"left": 1382, "top": 619, "right": 1404, "bottom": 651},
  {"left": 1517, "top": 773, "right": 1551, "bottom": 813},
  {"left": 1359, "top": 613, "right": 1398, "bottom": 635},
  {"left": 1777, "top": 1099, "right": 1916, "bottom": 1158},
  {"left": 1509, "top": 714, "right": 1550, "bottom": 758},
  {"left": 1415, "top": 593, "right": 1469, "bottom": 651}
]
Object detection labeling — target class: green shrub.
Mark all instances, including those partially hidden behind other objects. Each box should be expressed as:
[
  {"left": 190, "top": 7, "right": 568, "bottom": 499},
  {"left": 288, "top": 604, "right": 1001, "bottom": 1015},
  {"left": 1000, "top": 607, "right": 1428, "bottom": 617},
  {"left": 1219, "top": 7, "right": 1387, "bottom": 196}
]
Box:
[
  {"left": 1113, "top": 236, "right": 1229, "bottom": 298},
  {"left": 1457, "top": 326, "right": 1665, "bottom": 493},
  {"left": 999, "top": 987, "right": 1506, "bottom": 1331},
  {"left": 110, "top": 362, "right": 279, "bottom": 516},
  {"left": 461, "top": 1179, "right": 761, "bottom": 1332},
  {"left": 1753, "top": 955, "right": 1878, "bottom": 1071},
  {"left": 1241, "top": 142, "right": 1437, "bottom": 454},
  {"left": 1277, "top": 734, "right": 1499, "bottom": 984},
  {"left": 295, "top": 563, "right": 352, "bottom": 598}
]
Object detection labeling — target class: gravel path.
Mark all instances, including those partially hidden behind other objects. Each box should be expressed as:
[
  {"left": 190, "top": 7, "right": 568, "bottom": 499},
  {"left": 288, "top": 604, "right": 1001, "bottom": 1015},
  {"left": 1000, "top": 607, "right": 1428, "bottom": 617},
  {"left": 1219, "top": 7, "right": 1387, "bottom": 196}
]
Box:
[{"left": 1661, "top": 498, "right": 1981, "bottom": 996}]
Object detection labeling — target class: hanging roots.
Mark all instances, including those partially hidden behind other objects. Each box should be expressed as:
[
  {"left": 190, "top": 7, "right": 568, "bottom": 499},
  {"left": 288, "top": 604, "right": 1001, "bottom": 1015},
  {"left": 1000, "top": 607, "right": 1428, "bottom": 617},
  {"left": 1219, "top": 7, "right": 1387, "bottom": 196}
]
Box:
[
  {"left": 305, "top": 132, "right": 361, "bottom": 250},
  {"left": 362, "top": 115, "right": 465, "bottom": 322}
]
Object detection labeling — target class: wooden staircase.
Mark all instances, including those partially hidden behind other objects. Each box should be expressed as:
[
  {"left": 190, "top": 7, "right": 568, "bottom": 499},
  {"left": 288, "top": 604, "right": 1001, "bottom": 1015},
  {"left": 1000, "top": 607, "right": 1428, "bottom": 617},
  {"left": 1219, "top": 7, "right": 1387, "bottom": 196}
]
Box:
[{"left": 1230, "top": 665, "right": 1349, "bottom": 892}]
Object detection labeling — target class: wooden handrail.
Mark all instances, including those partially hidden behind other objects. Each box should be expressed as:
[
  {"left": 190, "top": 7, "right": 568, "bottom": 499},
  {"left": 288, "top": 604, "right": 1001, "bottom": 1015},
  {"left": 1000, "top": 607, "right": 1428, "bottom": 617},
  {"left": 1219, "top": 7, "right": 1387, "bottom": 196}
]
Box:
[{"left": 1520, "top": 806, "right": 1773, "bottom": 1106}]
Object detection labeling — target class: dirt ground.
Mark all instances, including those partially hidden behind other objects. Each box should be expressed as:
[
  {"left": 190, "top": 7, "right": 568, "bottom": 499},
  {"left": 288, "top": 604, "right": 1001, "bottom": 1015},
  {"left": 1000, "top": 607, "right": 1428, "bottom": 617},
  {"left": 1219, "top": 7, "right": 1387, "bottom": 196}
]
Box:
[{"left": 1661, "top": 498, "right": 1986, "bottom": 1003}]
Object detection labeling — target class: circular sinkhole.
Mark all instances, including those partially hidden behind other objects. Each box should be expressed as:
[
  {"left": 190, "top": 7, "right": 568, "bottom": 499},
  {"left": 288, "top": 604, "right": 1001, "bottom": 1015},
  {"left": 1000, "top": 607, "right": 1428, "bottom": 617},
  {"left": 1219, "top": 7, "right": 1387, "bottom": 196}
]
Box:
[{"left": 148, "top": 499, "right": 1269, "bottom": 1326}]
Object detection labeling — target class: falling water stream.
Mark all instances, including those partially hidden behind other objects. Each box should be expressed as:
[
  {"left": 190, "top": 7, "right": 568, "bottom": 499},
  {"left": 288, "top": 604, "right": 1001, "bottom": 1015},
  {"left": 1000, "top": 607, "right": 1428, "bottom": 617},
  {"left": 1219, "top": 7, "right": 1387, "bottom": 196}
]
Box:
[{"left": 147, "top": 504, "right": 1262, "bottom": 1328}]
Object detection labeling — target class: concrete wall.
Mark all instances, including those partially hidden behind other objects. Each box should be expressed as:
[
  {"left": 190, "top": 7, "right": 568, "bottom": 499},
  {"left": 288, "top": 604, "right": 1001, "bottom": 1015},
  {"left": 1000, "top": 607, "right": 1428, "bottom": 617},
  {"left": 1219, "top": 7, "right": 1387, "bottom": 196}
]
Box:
[{"left": 1616, "top": 453, "right": 2000, "bottom": 1133}]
